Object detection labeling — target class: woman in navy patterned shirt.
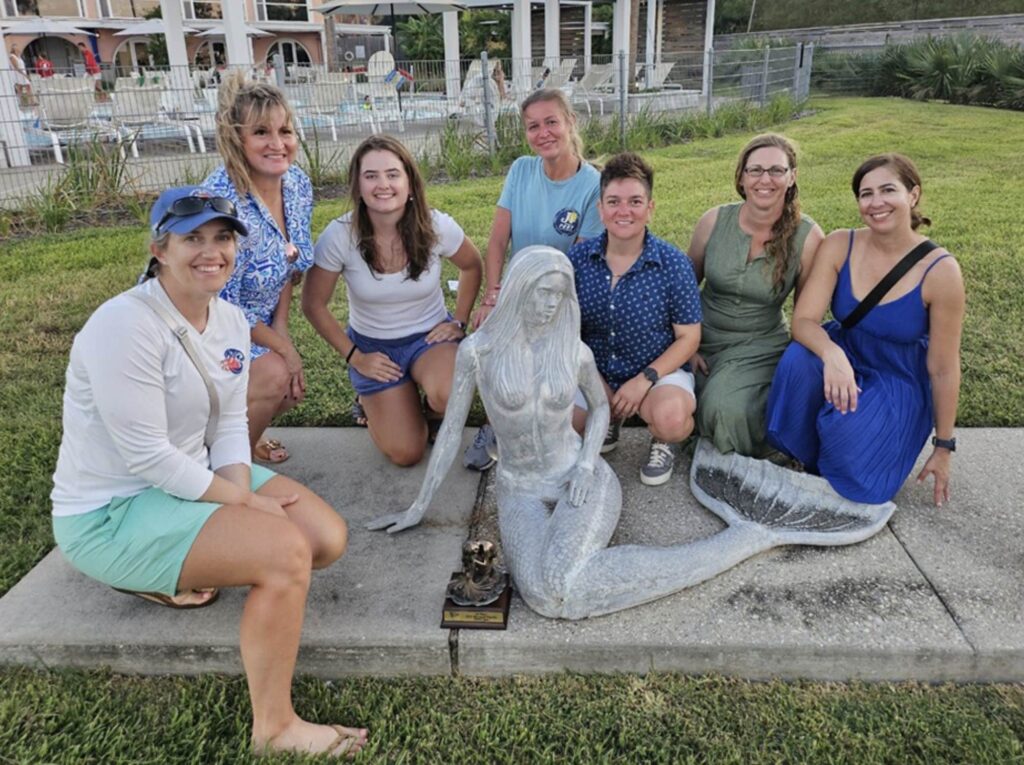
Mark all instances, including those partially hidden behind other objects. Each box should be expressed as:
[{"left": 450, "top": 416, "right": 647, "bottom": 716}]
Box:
[
  {"left": 204, "top": 71, "right": 313, "bottom": 464},
  {"left": 567, "top": 153, "right": 702, "bottom": 486}
]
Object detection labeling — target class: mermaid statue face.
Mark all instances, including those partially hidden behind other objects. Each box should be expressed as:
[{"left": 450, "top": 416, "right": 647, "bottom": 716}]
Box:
[{"left": 524, "top": 272, "right": 571, "bottom": 327}]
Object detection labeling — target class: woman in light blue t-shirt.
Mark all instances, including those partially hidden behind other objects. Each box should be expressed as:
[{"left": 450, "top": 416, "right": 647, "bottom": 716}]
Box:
[{"left": 465, "top": 88, "right": 602, "bottom": 470}]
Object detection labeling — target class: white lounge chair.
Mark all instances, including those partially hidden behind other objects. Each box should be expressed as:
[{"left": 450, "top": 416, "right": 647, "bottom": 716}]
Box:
[{"left": 112, "top": 84, "right": 198, "bottom": 157}]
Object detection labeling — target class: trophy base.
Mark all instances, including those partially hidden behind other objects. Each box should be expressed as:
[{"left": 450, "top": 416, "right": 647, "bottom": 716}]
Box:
[{"left": 440, "top": 572, "right": 511, "bottom": 630}]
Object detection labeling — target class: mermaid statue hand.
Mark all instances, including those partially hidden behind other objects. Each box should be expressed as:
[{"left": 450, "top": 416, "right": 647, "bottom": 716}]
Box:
[
  {"left": 366, "top": 501, "right": 426, "bottom": 534},
  {"left": 567, "top": 462, "right": 595, "bottom": 507}
]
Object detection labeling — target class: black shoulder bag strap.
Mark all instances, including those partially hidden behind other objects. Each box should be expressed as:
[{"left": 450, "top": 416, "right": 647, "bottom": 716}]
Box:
[{"left": 841, "top": 239, "right": 938, "bottom": 330}]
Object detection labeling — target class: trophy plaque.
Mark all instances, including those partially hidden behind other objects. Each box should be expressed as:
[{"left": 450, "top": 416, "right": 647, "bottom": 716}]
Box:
[{"left": 440, "top": 540, "right": 511, "bottom": 630}]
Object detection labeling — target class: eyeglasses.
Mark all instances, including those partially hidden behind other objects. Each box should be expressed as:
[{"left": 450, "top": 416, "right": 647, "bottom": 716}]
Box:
[
  {"left": 153, "top": 196, "right": 237, "bottom": 234},
  {"left": 744, "top": 165, "right": 790, "bottom": 178}
]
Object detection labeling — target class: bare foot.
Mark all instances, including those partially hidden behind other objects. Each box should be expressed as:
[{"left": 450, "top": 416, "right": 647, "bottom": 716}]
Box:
[{"left": 254, "top": 718, "right": 369, "bottom": 759}]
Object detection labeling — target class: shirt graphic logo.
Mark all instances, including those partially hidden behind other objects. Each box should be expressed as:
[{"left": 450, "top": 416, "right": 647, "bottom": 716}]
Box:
[
  {"left": 221, "top": 348, "right": 245, "bottom": 374},
  {"left": 553, "top": 208, "right": 581, "bottom": 237}
]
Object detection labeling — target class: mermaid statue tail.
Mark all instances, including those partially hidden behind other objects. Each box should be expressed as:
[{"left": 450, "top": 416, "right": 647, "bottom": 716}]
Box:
[{"left": 689, "top": 439, "right": 896, "bottom": 548}]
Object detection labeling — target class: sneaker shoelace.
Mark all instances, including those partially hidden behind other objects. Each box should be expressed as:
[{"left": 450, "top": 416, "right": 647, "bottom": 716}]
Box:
[
  {"left": 647, "top": 442, "right": 673, "bottom": 468},
  {"left": 472, "top": 425, "right": 492, "bottom": 449}
]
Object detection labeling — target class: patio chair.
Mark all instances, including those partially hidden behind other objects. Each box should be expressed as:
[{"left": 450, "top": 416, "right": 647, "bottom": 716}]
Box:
[
  {"left": 112, "top": 85, "right": 198, "bottom": 157},
  {"left": 353, "top": 79, "right": 405, "bottom": 134},
  {"left": 33, "top": 86, "right": 118, "bottom": 164},
  {"left": 461, "top": 58, "right": 483, "bottom": 93},
  {"left": 545, "top": 58, "right": 577, "bottom": 90},
  {"left": 295, "top": 80, "right": 353, "bottom": 142},
  {"left": 637, "top": 61, "right": 680, "bottom": 90},
  {"left": 564, "top": 63, "right": 615, "bottom": 116}
]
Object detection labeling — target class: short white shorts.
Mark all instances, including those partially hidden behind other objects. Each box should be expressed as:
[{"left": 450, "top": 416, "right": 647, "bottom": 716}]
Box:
[{"left": 574, "top": 367, "right": 696, "bottom": 410}]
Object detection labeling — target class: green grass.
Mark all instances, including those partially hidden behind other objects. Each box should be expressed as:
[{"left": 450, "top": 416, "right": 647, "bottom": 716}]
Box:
[
  {"left": 1, "top": 97, "right": 1023, "bottom": 762},
  {"left": 2, "top": 668, "right": 1022, "bottom": 763}
]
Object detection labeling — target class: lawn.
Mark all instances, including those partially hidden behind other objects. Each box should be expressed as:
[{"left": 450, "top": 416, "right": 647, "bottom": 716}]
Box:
[{"left": 1, "top": 97, "right": 1022, "bottom": 762}]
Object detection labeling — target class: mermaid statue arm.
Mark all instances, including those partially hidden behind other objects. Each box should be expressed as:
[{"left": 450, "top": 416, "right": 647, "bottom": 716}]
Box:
[
  {"left": 367, "top": 340, "right": 480, "bottom": 533},
  {"left": 567, "top": 343, "right": 610, "bottom": 507}
]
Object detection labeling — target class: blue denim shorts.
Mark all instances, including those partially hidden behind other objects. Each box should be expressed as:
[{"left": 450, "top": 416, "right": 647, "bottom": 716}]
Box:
[{"left": 347, "top": 324, "right": 458, "bottom": 396}]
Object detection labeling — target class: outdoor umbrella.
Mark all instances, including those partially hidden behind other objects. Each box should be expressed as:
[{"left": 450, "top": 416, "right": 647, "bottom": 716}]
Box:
[
  {"left": 0, "top": 19, "right": 96, "bottom": 36},
  {"left": 314, "top": 0, "right": 467, "bottom": 98},
  {"left": 197, "top": 24, "right": 274, "bottom": 38},
  {"left": 314, "top": 0, "right": 466, "bottom": 46},
  {"left": 113, "top": 20, "right": 200, "bottom": 36},
  {"left": 315, "top": 0, "right": 466, "bottom": 14}
]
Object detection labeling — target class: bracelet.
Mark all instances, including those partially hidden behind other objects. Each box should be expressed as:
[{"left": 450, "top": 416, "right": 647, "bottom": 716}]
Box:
[{"left": 345, "top": 346, "right": 357, "bottom": 364}]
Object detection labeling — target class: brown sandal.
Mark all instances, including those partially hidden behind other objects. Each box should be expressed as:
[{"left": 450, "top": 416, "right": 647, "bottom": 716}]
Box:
[
  {"left": 113, "top": 587, "right": 220, "bottom": 609},
  {"left": 254, "top": 438, "right": 289, "bottom": 464},
  {"left": 327, "top": 725, "right": 369, "bottom": 759}
]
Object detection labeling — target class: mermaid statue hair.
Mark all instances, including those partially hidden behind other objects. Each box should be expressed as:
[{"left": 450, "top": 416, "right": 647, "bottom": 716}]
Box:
[{"left": 477, "top": 246, "right": 580, "bottom": 408}]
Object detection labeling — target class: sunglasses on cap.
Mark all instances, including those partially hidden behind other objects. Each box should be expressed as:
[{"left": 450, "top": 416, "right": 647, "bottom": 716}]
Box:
[{"left": 153, "top": 196, "right": 238, "bottom": 235}]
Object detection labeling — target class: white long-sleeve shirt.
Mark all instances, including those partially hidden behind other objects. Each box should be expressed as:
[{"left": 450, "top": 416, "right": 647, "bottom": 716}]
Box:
[{"left": 51, "top": 278, "right": 252, "bottom": 517}]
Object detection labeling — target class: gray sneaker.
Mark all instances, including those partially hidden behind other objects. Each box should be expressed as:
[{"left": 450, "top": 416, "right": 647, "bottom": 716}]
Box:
[
  {"left": 463, "top": 423, "right": 497, "bottom": 471},
  {"left": 640, "top": 440, "right": 675, "bottom": 486},
  {"left": 601, "top": 420, "right": 621, "bottom": 454}
]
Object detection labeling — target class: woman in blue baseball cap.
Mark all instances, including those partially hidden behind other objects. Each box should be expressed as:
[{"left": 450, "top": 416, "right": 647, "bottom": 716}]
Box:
[{"left": 51, "top": 187, "right": 367, "bottom": 758}]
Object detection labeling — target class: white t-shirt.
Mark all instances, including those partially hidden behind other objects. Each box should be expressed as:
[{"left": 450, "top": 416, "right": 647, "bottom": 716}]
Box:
[
  {"left": 51, "top": 279, "right": 252, "bottom": 517},
  {"left": 313, "top": 208, "right": 465, "bottom": 339}
]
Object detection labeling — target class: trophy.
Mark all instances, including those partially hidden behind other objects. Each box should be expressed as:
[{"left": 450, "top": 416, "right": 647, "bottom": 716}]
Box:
[{"left": 440, "top": 540, "right": 511, "bottom": 629}]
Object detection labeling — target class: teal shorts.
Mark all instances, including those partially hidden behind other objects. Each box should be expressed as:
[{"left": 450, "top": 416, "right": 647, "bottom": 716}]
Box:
[{"left": 52, "top": 465, "right": 276, "bottom": 596}]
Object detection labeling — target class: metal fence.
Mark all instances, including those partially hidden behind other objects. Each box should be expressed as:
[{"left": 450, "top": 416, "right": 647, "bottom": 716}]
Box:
[{"left": 0, "top": 45, "right": 813, "bottom": 206}]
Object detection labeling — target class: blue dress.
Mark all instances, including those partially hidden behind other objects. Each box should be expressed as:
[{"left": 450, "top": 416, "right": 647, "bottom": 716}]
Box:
[{"left": 765, "top": 231, "right": 950, "bottom": 504}]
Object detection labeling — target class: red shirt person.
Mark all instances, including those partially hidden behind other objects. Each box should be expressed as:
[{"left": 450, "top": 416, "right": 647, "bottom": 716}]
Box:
[
  {"left": 78, "top": 42, "right": 100, "bottom": 76},
  {"left": 35, "top": 54, "right": 54, "bottom": 77}
]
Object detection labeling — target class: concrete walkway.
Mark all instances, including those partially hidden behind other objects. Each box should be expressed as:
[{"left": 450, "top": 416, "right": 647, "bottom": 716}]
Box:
[{"left": 0, "top": 427, "right": 1020, "bottom": 682}]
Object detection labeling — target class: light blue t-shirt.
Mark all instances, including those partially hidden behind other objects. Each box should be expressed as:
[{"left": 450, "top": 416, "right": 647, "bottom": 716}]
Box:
[{"left": 498, "top": 155, "right": 602, "bottom": 256}]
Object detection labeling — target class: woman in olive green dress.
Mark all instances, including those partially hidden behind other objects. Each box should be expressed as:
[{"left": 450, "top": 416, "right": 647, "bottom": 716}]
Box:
[{"left": 687, "top": 134, "right": 824, "bottom": 456}]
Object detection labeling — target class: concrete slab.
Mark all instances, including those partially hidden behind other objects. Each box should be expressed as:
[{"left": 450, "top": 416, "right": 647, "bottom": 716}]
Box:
[
  {"left": 889, "top": 428, "right": 1024, "bottom": 681},
  {"left": 458, "top": 429, "right": 1003, "bottom": 682},
  {"left": 0, "top": 427, "right": 479, "bottom": 678},
  {"left": 1, "top": 426, "right": 1020, "bottom": 683}
]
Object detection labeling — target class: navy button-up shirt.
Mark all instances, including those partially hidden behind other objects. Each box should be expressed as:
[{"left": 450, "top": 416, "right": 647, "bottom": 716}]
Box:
[{"left": 568, "top": 230, "right": 702, "bottom": 389}]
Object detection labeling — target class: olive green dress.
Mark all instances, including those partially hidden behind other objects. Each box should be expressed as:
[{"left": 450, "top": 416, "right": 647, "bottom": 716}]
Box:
[{"left": 696, "top": 203, "right": 815, "bottom": 456}]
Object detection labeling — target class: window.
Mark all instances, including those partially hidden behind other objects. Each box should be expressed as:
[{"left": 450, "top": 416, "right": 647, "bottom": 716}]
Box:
[
  {"left": 113, "top": 38, "right": 152, "bottom": 75},
  {"left": 100, "top": 0, "right": 160, "bottom": 18},
  {"left": 257, "top": 0, "right": 308, "bottom": 23},
  {"left": 4, "top": 0, "right": 84, "bottom": 15},
  {"left": 182, "top": 0, "right": 222, "bottom": 20},
  {"left": 265, "top": 39, "right": 311, "bottom": 67},
  {"left": 193, "top": 39, "right": 227, "bottom": 68}
]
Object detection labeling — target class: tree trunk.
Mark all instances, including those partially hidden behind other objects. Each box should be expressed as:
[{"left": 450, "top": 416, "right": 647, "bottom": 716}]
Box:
[{"left": 628, "top": 0, "right": 641, "bottom": 92}]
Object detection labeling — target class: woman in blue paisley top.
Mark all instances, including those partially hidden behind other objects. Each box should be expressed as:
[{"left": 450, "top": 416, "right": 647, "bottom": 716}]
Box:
[{"left": 204, "top": 71, "right": 312, "bottom": 464}]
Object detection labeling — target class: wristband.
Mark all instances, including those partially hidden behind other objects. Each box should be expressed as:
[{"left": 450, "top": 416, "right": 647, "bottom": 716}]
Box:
[
  {"left": 345, "top": 346, "right": 357, "bottom": 364},
  {"left": 931, "top": 436, "right": 956, "bottom": 452},
  {"left": 452, "top": 319, "right": 467, "bottom": 331}
]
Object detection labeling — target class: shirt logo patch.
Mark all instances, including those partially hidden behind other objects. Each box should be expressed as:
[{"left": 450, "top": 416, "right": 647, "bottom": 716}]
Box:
[
  {"left": 221, "top": 348, "right": 245, "bottom": 374},
  {"left": 553, "top": 208, "right": 581, "bottom": 237}
]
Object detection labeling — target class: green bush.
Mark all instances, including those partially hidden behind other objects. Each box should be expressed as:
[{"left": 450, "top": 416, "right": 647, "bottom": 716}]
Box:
[{"left": 814, "top": 35, "right": 1024, "bottom": 110}]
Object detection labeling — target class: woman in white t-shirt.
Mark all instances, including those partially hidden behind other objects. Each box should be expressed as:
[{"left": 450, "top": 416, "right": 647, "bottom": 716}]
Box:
[
  {"left": 51, "top": 187, "right": 366, "bottom": 758},
  {"left": 303, "top": 135, "right": 482, "bottom": 466}
]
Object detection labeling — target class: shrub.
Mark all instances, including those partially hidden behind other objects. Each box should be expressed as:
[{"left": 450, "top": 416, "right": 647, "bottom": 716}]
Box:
[{"left": 815, "top": 34, "right": 1024, "bottom": 111}]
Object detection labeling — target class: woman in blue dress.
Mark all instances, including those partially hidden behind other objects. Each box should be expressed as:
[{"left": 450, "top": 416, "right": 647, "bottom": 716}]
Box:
[
  {"left": 204, "top": 71, "right": 313, "bottom": 464},
  {"left": 766, "top": 154, "right": 965, "bottom": 506}
]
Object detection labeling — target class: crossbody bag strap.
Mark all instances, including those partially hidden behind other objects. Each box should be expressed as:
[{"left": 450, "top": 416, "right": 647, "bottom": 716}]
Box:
[
  {"left": 841, "top": 239, "right": 938, "bottom": 331},
  {"left": 128, "top": 289, "right": 220, "bottom": 447}
]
